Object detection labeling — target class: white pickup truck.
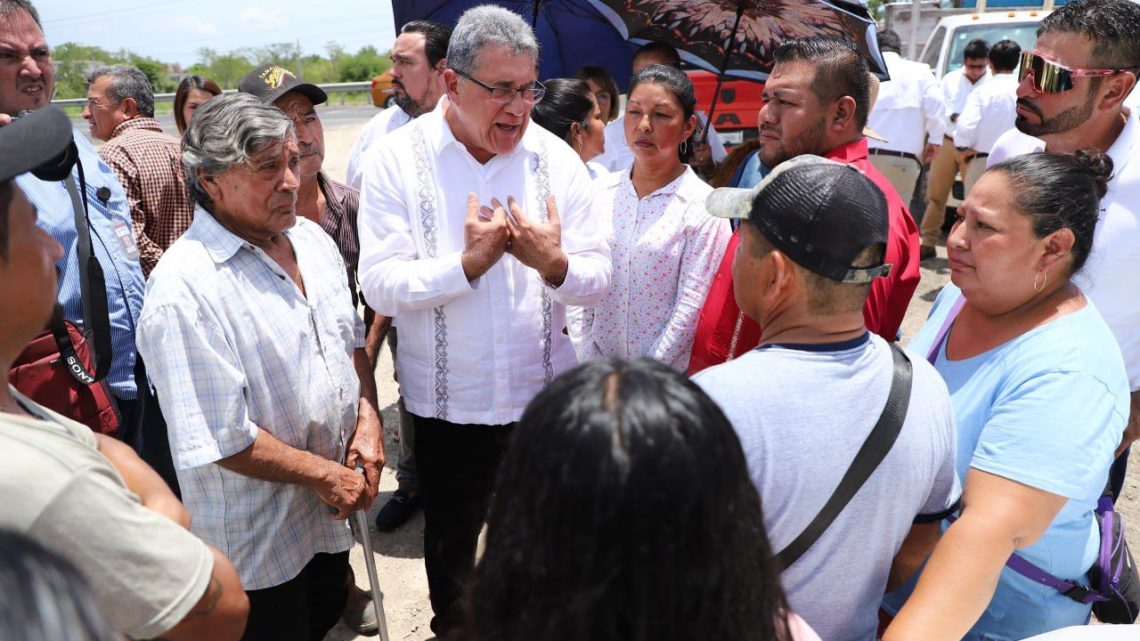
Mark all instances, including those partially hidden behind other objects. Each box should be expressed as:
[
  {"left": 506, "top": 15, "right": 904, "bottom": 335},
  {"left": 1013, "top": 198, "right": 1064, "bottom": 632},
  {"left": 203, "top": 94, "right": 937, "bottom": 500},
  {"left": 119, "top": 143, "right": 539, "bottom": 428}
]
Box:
[{"left": 883, "top": 1, "right": 1059, "bottom": 74}]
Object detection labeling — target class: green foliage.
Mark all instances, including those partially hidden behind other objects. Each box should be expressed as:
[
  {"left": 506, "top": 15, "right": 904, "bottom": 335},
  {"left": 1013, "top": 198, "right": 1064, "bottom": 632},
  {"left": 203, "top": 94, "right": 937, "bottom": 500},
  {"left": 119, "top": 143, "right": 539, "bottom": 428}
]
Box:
[
  {"left": 49, "top": 40, "right": 392, "bottom": 100},
  {"left": 336, "top": 45, "right": 391, "bottom": 83}
]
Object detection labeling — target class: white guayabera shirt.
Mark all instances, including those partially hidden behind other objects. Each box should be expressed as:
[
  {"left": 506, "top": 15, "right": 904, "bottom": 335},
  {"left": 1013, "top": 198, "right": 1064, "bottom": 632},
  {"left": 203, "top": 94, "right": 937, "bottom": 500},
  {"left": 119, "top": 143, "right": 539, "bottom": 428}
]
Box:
[{"left": 358, "top": 103, "right": 612, "bottom": 426}]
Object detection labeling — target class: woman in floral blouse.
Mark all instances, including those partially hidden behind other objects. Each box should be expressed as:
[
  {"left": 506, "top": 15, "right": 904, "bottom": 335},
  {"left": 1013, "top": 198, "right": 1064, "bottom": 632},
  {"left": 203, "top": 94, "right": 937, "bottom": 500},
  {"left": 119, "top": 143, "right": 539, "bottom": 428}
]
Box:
[{"left": 572, "top": 64, "right": 731, "bottom": 370}]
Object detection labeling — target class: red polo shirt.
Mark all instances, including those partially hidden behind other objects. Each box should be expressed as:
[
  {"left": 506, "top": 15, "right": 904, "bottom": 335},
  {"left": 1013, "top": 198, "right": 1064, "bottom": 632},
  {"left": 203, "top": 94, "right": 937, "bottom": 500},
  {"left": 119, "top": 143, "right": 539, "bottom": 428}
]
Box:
[{"left": 686, "top": 138, "right": 921, "bottom": 375}]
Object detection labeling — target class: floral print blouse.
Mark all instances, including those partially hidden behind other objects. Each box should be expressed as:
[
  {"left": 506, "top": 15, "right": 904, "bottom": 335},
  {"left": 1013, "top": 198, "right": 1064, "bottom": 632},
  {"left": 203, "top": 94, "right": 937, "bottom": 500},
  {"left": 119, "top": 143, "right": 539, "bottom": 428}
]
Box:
[{"left": 572, "top": 165, "right": 731, "bottom": 370}]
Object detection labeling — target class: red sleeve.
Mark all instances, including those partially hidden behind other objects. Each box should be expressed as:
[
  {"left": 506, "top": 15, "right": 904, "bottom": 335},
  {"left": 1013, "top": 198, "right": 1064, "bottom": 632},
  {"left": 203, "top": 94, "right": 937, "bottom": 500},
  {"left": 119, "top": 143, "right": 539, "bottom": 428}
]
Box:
[{"left": 864, "top": 193, "right": 921, "bottom": 341}]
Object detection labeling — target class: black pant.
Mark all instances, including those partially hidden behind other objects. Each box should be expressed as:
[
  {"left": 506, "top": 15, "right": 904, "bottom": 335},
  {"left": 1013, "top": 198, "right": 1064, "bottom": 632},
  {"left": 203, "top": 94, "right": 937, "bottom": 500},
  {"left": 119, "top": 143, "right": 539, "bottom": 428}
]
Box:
[
  {"left": 413, "top": 414, "right": 513, "bottom": 634},
  {"left": 117, "top": 357, "right": 180, "bottom": 497},
  {"left": 239, "top": 552, "right": 350, "bottom": 641},
  {"left": 1110, "top": 446, "right": 1130, "bottom": 503}
]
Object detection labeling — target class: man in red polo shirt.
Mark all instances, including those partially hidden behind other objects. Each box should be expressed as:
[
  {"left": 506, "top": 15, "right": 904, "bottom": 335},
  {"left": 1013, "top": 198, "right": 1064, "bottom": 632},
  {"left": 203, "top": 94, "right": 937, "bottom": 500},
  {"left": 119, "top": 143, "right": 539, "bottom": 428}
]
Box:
[{"left": 688, "top": 37, "right": 921, "bottom": 374}]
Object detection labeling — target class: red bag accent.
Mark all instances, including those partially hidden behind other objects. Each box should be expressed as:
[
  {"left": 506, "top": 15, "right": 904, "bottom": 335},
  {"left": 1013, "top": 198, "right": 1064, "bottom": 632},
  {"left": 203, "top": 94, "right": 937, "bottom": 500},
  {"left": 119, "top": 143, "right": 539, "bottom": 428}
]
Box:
[{"left": 9, "top": 320, "right": 120, "bottom": 436}]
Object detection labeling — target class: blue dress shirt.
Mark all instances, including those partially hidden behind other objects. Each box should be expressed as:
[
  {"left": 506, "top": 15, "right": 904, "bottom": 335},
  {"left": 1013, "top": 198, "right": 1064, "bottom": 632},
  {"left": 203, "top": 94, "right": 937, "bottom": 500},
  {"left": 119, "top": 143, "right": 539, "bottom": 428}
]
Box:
[{"left": 16, "top": 129, "right": 145, "bottom": 399}]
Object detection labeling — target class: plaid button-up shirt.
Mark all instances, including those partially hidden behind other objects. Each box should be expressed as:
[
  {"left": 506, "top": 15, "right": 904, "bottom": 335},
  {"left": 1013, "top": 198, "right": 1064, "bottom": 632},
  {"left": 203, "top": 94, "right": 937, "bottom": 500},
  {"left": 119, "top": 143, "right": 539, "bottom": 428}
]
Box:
[
  {"left": 136, "top": 210, "right": 364, "bottom": 589},
  {"left": 316, "top": 172, "right": 363, "bottom": 306},
  {"left": 99, "top": 117, "right": 194, "bottom": 276}
]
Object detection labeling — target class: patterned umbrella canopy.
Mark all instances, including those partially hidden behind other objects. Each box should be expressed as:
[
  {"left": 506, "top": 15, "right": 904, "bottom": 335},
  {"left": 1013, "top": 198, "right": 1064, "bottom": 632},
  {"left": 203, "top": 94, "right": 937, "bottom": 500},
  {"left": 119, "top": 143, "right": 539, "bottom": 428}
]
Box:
[
  {"left": 392, "top": 0, "right": 637, "bottom": 90},
  {"left": 586, "top": 0, "right": 890, "bottom": 82}
]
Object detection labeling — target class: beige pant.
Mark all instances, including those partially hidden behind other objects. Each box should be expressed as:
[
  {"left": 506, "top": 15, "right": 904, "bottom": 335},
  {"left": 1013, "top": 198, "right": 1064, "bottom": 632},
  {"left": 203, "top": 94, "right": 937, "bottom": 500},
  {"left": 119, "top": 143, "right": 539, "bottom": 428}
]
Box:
[
  {"left": 868, "top": 153, "right": 922, "bottom": 206},
  {"left": 963, "top": 155, "right": 989, "bottom": 199},
  {"left": 920, "top": 139, "right": 959, "bottom": 248}
]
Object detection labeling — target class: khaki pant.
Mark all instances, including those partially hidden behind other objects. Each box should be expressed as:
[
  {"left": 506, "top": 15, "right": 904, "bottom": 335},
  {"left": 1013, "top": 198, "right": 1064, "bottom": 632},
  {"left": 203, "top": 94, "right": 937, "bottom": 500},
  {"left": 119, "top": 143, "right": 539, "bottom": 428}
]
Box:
[
  {"left": 920, "top": 139, "right": 959, "bottom": 248},
  {"left": 963, "top": 155, "right": 989, "bottom": 199},
  {"left": 868, "top": 153, "right": 922, "bottom": 206}
]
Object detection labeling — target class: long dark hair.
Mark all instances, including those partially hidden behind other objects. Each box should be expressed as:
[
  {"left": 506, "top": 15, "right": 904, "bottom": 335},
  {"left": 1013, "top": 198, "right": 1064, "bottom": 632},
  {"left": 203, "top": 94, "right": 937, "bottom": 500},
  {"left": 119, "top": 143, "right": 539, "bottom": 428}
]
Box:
[
  {"left": 173, "top": 75, "right": 222, "bottom": 134},
  {"left": 465, "top": 358, "right": 791, "bottom": 641},
  {"left": 531, "top": 78, "right": 594, "bottom": 145}
]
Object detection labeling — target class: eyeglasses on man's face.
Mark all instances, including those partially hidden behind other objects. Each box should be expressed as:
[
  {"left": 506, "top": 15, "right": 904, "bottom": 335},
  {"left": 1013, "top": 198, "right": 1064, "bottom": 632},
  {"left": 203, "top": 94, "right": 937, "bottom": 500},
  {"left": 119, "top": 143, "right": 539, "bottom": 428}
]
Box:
[{"left": 452, "top": 68, "right": 545, "bottom": 105}]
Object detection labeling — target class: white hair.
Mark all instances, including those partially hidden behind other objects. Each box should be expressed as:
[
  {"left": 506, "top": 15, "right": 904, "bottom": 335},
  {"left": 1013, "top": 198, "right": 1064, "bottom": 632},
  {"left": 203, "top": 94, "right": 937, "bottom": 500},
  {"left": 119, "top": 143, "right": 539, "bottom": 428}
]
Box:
[{"left": 182, "top": 92, "right": 294, "bottom": 208}]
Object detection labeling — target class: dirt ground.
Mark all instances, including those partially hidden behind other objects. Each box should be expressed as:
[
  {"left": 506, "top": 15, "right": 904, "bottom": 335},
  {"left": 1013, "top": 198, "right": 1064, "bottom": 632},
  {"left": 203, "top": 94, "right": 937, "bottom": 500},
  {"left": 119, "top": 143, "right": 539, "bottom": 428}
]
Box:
[{"left": 303, "top": 106, "right": 1139, "bottom": 640}]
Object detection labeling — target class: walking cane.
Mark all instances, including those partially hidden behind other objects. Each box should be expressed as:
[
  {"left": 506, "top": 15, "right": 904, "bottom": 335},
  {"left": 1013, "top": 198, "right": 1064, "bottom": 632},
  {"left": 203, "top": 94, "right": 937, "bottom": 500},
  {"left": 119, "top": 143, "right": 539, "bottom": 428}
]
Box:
[{"left": 354, "top": 466, "right": 391, "bottom": 641}]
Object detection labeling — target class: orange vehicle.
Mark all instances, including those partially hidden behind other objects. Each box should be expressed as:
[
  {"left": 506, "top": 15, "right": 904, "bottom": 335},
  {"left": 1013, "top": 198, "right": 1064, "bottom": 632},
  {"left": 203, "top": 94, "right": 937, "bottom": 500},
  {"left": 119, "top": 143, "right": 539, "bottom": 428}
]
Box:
[
  {"left": 686, "top": 70, "right": 764, "bottom": 149},
  {"left": 370, "top": 70, "right": 394, "bottom": 108}
]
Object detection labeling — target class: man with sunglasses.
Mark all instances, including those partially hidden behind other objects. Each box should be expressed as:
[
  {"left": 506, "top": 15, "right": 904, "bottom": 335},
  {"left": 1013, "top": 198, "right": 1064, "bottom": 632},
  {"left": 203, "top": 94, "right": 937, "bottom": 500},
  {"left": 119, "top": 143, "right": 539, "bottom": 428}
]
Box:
[
  {"left": 989, "top": 0, "right": 1140, "bottom": 503},
  {"left": 357, "top": 6, "right": 611, "bottom": 636}
]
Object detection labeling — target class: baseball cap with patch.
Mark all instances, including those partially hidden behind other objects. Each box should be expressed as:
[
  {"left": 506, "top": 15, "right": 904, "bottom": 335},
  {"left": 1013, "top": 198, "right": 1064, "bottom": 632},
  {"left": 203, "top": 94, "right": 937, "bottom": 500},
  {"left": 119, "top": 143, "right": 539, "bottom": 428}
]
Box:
[
  {"left": 238, "top": 63, "right": 328, "bottom": 106},
  {"left": 706, "top": 155, "right": 892, "bottom": 284},
  {"left": 0, "top": 106, "right": 74, "bottom": 184}
]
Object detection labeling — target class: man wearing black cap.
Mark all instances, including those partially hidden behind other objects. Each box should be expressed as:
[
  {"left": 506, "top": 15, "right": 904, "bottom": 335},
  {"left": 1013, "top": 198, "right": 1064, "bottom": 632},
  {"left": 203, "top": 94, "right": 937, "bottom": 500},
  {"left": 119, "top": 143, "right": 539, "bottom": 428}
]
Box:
[
  {"left": 693, "top": 156, "right": 959, "bottom": 641},
  {"left": 238, "top": 62, "right": 387, "bottom": 637},
  {"left": 0, "top": 106, "right": 248, "bottom": 641}
]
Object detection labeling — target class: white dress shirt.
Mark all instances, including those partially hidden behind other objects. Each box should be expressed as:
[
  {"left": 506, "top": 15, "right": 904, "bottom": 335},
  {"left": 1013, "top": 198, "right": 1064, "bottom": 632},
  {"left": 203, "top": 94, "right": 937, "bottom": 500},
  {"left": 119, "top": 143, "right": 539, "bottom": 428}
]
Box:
[
  {"left": 986, "top": 110, "right": 1140, "bottom": 390},
  {"left": 575, "top": 166, "right": 730, "bottom": 370},
  {"left": 941, "top": 67, "right": 990, "bottom": 137},
  {"left": 345, "top": 104, "right": 413, "bottom": 189},
  {"left": 955, "top": 72, "right": 1020, "bottom": 154},
  {"left": 595, "top": 111, "right": 728, "bottom": 172},
  {"left": 867, "top": 52, "right": 947, "bottom": 157},
  {"left": 136, "top": 211, "right": 364, "bottom": 589},
  {"left": 357, "top": 104, "right": 612, "bottom": 425}
]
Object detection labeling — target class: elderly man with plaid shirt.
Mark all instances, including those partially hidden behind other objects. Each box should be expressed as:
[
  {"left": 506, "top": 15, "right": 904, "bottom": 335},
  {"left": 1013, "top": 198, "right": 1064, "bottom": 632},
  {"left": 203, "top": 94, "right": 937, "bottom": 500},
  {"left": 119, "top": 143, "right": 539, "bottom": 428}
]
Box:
[
  {"left": 85, "top": 64, "right": 193, "bottom": 277},
  {"left": 136, "top": 92, "right": 384, "bottom": 641}
]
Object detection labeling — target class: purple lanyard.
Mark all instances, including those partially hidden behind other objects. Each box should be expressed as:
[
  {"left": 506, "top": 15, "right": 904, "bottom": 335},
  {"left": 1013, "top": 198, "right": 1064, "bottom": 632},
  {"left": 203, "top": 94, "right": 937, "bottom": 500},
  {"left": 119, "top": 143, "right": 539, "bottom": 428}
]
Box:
[{"left": 926, "top": 296, "right": 967, "bottom": 365}]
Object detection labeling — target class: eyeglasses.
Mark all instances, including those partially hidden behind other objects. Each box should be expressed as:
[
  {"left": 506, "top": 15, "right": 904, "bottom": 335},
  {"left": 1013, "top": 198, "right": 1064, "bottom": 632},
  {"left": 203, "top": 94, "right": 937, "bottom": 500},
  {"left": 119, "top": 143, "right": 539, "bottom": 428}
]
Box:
[
  {"left": 452, "top": 68, "right": 545, "bottom": 105},
  {"left": 1018, "top": 50, "right": 1135, "bottom": 93}
]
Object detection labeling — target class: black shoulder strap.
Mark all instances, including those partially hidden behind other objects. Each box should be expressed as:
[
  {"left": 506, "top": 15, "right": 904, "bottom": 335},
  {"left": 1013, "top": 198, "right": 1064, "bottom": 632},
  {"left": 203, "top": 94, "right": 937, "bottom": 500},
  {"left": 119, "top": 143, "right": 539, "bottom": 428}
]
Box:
[
  {"left": 776, "top": 343, "right": 913, "bottom": 570},
  {"left": 63, "top": 159, "right": 112, "bottom": 381}
]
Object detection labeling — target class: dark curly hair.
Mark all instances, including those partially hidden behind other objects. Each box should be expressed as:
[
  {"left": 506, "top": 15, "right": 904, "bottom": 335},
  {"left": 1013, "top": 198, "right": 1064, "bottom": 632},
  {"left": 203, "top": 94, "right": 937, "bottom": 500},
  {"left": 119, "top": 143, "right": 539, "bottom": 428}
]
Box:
[{"left": 463, "top": 358, "right": 792, "bottom": 641}]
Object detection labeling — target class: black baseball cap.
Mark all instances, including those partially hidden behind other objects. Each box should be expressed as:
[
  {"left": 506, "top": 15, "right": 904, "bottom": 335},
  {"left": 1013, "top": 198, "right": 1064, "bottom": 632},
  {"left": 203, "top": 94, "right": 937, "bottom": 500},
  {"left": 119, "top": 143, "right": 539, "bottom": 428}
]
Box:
[
  {"left": 238, "top": 63, "right": 328, "bottom": 106},
  {"left": 0, "top": 106, "right": 73, "bottom": 184},
  {"left": 706, "top": 155, "right": 892, "bottom": 284}
]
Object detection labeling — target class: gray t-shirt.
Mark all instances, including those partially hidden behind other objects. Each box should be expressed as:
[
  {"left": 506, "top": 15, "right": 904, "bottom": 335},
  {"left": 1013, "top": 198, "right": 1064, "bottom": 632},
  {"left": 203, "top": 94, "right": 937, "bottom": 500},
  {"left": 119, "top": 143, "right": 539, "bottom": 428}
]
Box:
[
  {"left": 695, "top": 333, "right": 960, "bottom": 641},
  {"left": 0, "top": 388, "right": 213, "bottom": 640}
]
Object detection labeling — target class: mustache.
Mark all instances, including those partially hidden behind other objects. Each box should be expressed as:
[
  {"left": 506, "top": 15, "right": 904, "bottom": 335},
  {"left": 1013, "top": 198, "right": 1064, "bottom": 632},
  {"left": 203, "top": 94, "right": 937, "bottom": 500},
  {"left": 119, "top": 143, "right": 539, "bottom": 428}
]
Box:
[
  {"left": 1016, "top": 98, "right": 1042, "bottom": 119},
  {"left": 298, "top": 142, "right": 320, "bottom": 156}
]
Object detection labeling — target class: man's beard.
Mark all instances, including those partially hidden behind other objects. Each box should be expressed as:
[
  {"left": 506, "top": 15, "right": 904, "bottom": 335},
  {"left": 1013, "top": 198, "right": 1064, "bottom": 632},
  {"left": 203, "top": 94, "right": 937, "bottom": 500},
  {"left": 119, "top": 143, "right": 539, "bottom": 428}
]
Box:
[
  {"left": 1015, "top": 91, "right": 1097, "bottom": 137},
  {"left": 758, "top": 116, "right": 827, "bottom": 167},
  {"left": 393, "top": 84, "right": 429, "bottom": 117}
]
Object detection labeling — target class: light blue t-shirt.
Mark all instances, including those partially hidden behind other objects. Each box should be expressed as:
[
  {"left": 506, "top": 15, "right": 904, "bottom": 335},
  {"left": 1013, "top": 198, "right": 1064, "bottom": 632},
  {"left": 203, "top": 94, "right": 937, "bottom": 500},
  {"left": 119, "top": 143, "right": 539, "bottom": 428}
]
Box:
[{"left": 886, "top": 284, "right": 1129, "bottom": 641}]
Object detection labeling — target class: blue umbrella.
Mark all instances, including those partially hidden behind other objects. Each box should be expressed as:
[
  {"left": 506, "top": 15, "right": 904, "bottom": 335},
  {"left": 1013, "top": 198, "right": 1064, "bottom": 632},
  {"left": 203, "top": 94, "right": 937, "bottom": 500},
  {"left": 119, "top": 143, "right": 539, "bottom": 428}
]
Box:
[{"left": 392, "top": 0, "right": 637, "bottom": 90}]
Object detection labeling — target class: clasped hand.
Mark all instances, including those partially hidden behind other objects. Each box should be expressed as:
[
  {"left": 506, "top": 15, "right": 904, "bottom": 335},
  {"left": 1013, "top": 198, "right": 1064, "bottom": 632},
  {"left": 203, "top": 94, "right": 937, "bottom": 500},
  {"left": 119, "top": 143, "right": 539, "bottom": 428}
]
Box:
[{"left": 460, "top": 192, "right": 567, "bottom": 285}]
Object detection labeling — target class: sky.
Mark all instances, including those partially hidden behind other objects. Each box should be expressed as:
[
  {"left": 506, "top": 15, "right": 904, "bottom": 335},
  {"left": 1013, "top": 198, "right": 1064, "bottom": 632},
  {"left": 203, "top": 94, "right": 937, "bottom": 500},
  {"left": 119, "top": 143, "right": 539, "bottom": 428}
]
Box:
[{"left": 35, "top": 0, "right": 398, "bottom": 67}]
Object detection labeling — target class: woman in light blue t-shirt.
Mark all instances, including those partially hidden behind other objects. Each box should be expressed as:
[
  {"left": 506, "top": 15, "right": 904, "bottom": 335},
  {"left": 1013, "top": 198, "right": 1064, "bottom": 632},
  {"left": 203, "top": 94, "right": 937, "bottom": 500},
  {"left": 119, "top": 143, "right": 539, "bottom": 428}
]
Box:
[{"left": 883, "top": 151, "right": 1130, "bottom": 641}]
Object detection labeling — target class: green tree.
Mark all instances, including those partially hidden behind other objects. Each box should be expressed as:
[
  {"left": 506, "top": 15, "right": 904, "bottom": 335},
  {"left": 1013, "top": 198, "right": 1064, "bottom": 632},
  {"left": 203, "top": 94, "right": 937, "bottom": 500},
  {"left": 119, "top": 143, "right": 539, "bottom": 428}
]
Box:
[
  {"left": 338, "top": 45, "right": 390, "bottom": 82},
  {"left": 51, "top": 42, "right": 115, "bottom": 98}
]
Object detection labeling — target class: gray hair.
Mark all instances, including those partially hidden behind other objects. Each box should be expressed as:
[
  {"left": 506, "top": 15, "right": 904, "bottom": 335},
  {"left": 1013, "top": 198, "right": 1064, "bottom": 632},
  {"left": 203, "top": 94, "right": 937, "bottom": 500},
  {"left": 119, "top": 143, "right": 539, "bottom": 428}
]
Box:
[
  {"left": 0, "top": 1, "right": 41, "bottom": 29},
  {"left": 86, "top": 65, "right": 155, "bottom": 117},
  {"left": 447, "top": 4, "right": 539, "bottom": 74},
  {"left": 182, "top": 92, "right": 294, "bottom": 208}
]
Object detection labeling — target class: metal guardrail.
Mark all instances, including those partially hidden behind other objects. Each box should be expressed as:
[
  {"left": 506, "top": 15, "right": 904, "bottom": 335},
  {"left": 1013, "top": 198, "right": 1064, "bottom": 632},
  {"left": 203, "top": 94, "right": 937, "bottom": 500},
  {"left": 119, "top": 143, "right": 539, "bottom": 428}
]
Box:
[{"left": 51, "top": 81, "right": 373, "bottom": 107}]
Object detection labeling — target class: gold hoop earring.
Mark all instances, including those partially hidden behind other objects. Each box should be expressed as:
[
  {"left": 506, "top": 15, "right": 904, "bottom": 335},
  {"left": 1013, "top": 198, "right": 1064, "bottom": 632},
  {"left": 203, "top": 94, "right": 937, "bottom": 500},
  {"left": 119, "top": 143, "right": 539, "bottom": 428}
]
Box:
[{"left": 1033, "top": 270, "right": 1047, "bottom": 293}]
